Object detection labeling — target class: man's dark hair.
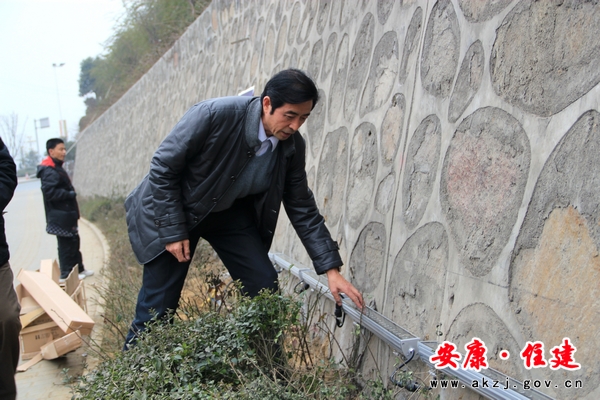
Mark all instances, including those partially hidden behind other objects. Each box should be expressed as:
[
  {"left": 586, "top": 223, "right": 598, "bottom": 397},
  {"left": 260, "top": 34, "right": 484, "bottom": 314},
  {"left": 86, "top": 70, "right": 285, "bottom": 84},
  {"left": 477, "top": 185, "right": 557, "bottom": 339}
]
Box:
[
  {"left": 261, "top": 69, "right": 319, "bottom": 114},
  {"left": 46, "top": 138, "right": 64, "bottom": 152}
]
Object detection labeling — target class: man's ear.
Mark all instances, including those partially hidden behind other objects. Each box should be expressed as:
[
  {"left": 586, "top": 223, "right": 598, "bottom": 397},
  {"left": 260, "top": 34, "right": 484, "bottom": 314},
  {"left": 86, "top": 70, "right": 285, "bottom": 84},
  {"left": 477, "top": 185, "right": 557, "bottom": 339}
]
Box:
[{"left": 262, "top": 96, "right": 272, "bottom": 114}]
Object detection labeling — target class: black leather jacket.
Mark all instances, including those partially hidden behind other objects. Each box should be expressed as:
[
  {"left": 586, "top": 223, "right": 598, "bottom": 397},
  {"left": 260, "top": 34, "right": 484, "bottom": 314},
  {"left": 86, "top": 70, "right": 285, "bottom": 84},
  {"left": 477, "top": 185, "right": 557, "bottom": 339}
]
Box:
[
  {"left": 125, "top": 96, "right": 342, "bottom": 274},
  {"left": 0, "top": 138, "right": 17, "bottom": 265}
]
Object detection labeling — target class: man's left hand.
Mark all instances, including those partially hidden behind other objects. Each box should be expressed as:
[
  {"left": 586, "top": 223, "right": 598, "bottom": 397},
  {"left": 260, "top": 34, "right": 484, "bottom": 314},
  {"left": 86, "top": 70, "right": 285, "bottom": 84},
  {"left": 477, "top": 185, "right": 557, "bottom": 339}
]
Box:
[{"left": 326, "top": 268, "right": 364, "bottom": 310}]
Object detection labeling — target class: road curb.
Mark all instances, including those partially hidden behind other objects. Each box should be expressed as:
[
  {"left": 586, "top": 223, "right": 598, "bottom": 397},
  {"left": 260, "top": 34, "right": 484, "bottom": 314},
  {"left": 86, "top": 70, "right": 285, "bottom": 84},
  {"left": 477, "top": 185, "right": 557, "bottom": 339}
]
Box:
[{"left": 79, "top": 218, "right": 110, "bottom": 268}]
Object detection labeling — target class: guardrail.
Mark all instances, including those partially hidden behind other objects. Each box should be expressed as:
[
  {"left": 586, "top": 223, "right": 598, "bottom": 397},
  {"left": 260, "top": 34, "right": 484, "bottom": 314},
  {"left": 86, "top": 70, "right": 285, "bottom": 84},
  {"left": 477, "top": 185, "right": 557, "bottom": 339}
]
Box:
[{"left": 269, "top": 252, "right": 555, "bottom": 400}]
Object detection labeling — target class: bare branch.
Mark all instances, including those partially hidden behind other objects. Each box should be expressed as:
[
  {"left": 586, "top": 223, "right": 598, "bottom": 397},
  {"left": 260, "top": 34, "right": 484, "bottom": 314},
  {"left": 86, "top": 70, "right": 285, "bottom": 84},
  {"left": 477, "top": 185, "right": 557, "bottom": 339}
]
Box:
[{"left": 0, "top": 113, "right": 27, "bottom": 157}]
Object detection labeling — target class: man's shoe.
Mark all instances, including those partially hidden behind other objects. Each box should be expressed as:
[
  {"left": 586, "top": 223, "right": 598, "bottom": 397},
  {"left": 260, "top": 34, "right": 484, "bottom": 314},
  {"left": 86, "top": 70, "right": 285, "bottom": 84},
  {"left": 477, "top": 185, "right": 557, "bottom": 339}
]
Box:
[{"left": 78, "top": 270, "right": 95, "bottom": 280}]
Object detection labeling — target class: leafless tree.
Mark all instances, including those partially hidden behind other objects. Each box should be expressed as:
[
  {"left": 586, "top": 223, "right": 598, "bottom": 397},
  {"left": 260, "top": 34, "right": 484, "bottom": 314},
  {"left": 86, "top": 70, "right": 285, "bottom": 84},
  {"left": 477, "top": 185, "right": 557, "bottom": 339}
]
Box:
[{"left": 0, "top": 113, "right": 28, "bottom": 157}]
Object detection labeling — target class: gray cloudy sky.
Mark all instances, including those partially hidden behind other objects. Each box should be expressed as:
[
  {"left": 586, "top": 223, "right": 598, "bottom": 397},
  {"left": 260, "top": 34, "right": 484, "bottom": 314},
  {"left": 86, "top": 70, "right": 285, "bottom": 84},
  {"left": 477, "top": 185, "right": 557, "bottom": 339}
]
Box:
[{"left": 0, "top": 0, "right": 124, "bottom": 156}]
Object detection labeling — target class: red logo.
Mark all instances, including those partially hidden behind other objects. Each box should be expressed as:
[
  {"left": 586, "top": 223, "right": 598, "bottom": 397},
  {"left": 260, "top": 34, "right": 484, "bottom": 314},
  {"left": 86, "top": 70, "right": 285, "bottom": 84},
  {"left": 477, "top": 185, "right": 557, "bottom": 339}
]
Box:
[
  {"left": 463, "top": 337, "right": 488, "bottom": 371},
  {"left": 520, "top": 341, "right": 548, "bottom": 369},
  {"left": 549, "top": 338, "right": 581, "bottom": 370},
  {"left": 430, "top": 341, "right": 461, "bottom": 369}
]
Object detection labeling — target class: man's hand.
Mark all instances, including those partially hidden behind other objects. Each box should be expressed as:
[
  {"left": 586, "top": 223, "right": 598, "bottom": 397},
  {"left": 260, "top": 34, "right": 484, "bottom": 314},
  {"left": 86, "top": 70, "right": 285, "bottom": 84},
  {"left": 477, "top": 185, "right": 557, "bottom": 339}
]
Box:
[
  {"left": 326, "top": 268, "right": 364, "bottom": 310},
  {"left": 166, "top": 239, "right": 191, "bottom": 262}
]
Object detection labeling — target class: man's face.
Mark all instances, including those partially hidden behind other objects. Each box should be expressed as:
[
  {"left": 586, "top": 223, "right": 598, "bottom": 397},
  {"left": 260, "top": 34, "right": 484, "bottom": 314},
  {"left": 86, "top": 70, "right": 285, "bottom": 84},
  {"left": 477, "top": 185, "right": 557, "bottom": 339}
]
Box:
[
  {"left": 261, "top": 96, "right": 312, "bottom": 141},
  {"left": 49, "top": 143, "right": 66, "bottom": 161}
]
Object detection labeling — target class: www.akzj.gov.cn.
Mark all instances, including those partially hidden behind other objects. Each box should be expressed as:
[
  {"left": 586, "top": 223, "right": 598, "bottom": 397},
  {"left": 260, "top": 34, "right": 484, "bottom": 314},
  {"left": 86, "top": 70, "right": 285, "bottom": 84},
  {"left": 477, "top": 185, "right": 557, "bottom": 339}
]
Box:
[{"left": 429, "top": 377, "right": 582, "bottom": 390}]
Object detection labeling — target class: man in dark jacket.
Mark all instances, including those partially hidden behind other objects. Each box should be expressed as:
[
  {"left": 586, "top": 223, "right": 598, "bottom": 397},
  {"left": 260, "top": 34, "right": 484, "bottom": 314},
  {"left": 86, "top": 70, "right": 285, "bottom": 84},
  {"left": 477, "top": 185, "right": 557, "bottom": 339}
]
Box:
[
  {"left": 37, "top": 138, "right": 93, "bottom": 281},
  {"left": 125, "top": 69, "right": 364, "bottom": 346},
  {"left": 0, "top": 137, "right": 20, "bottom": 400}
]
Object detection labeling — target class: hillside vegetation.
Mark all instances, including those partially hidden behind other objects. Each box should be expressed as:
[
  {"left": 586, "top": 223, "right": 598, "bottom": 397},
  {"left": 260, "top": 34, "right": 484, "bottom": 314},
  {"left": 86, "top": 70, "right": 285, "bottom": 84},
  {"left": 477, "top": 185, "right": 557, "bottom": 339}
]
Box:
[{"left": 78, "top": 0, "right": 211, "bottom": 131}]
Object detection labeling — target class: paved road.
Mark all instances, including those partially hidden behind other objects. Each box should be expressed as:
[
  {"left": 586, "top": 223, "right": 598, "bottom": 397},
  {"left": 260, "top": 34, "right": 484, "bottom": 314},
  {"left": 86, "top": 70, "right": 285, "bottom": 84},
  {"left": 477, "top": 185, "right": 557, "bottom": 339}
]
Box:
[
  {"left": 5, "top": 178, "right": 108, "bottom": 399},
  {"left": 4, "top": 178, "right": 57, "bottom": 283}
]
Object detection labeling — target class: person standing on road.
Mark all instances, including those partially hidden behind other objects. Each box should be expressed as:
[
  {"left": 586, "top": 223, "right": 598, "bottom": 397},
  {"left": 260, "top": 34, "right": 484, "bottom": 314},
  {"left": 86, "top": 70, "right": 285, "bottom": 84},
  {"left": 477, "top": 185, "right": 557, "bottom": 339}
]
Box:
[
  {"left": 36, "top": 138, "right": 93, "bottom": 281},
  {"left": 124, "top": 69, "right": 364, "bottom": 347},
  {"left": 0, "top": 137, "right": 20, "bottom": 400}
]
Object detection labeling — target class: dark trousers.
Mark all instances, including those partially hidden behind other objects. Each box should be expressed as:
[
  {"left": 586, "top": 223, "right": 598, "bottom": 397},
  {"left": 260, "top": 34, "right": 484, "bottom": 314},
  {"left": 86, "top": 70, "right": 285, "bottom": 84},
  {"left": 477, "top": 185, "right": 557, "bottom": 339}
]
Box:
[
  {"left": 0, "top": 262, "right": 21, "bottom": 400},
  {"left": 56, "top": 234, "right": 84, "bottom": 279},
  {"left": 124, "top": 198, "right": 278, "bottom": 347}
]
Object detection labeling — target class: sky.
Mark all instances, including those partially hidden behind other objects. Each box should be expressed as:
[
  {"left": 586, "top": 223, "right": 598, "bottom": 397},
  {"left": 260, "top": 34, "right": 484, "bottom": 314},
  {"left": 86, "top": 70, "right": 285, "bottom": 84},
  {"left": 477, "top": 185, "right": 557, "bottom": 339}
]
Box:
[{"left": 0, "top": 0, "right": 124, "bottom": 158}]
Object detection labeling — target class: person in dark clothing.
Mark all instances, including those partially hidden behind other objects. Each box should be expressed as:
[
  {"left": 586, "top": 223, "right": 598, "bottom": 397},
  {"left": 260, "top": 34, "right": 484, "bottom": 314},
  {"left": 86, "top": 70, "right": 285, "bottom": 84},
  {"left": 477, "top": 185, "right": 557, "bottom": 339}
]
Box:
[
  {"left": 124, "top": 69, "right": 364, "bottom": 347},
  {"left": 36, "top": 138, "right": 93, "bottom": 281},
  {"left": 0, "top": 137, "right": 20, "bottom": 400}
]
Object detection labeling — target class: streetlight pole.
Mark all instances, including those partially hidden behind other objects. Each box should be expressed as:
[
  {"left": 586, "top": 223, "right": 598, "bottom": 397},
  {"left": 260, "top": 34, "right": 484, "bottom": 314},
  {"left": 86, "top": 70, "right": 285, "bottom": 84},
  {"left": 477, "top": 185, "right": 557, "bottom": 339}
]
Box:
[
  {"left": 34, "top": 120, "right": 40, "bottom": 156},
  {"left": 52, "top": 62, "right": 66, "bottom": 138}
]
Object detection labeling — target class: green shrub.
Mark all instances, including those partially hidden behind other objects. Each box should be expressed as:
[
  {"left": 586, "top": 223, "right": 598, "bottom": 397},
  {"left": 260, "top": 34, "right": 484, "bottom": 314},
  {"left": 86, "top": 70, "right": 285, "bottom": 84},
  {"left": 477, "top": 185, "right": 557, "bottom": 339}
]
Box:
[{"left": 73, "top": 291, "right": 363, "bottom": 399}]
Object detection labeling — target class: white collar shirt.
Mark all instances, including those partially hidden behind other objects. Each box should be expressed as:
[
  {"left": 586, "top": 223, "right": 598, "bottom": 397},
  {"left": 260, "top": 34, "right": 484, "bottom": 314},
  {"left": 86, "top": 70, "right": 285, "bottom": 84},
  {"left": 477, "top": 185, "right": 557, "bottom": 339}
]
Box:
[{"left": 255, "top": 120, "right": 279, "bottom": 156}]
